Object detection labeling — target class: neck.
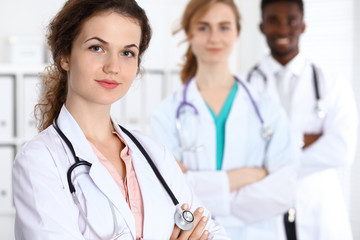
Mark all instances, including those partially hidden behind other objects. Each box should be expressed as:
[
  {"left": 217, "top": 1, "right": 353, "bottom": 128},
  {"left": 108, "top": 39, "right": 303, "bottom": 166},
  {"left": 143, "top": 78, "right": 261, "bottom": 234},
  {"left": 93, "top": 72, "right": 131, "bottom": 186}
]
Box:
[
  {"left": 195, "top": 62, "right": 233, "bottom": 89},
  {"left": 272, "top": 50, "right": 299, "bottom": 66},
  {"left": 65, "top": 100, "right": 114, "bottom": 142}
]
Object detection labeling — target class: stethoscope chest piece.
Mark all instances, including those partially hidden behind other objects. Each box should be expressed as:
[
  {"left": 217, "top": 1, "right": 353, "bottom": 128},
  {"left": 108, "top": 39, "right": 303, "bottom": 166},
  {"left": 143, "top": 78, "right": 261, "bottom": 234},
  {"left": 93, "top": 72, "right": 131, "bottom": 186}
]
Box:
[
  {"left": 174, "top": 205, "right": 194, "bottom": 231},
  {"left": 261, "top": 125, "right": 273, "bottom": 142},
  {"left": 315, "top": 100, "right": 325, "bottom": 119}
]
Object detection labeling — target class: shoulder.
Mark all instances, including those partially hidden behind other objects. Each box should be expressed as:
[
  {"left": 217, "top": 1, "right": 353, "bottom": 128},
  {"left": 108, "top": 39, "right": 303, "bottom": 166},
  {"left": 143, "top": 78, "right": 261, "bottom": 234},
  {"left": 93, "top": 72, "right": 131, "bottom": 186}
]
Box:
[
  {"left": 235, "top": 80, "right": 287, "bottom": 127},
  {"left": 13, "top": 126, "right": 67, "bottom": 188},
  {"left": 239, "top": 79, "right": 283, "bottom": 116},
  {"left": 310, "top": 59, "right": 353, "bottom": 96},
  {"left": 126, "top": 129, "right": 163, "bottom": 148},
  {"left": 121, "top": 128, "right": 168, "bottom": 158},
  {"left": 15, "top": 126, "right": 61, "bottom": 162},
  {"left": 121, "top": 127, "right": 179, "bottom": 172},
  {"left": 151, "top": 87, "right": 184, "bottom": 121}
]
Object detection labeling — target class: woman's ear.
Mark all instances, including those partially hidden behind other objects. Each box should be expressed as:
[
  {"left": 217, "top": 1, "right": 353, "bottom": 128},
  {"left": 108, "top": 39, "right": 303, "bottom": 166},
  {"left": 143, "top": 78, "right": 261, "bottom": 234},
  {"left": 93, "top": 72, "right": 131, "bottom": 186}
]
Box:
[{"left": 60, "top": 56, "right": 70, "bottom": 71}]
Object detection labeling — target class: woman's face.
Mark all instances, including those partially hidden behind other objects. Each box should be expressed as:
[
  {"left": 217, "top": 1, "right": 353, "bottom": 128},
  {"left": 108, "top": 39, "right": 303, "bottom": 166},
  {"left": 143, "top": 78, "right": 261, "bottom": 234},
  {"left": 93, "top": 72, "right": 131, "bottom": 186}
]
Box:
[
  {"left": 61, "top": 11, "right": 142, "bottom": 107},
  {"left": 189, "top": 2, "right": 238, "bottom": 66}
]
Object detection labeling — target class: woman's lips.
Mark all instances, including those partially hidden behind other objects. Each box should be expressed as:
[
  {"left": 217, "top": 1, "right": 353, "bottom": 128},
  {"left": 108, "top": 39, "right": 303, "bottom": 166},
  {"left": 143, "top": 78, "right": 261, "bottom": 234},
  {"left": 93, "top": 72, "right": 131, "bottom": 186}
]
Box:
[
  {"left": 96, "top": 79, "right": 119, "bottom": 89},
  {"left": 207, "top": 48, "right": 221, "bottom": 52}
]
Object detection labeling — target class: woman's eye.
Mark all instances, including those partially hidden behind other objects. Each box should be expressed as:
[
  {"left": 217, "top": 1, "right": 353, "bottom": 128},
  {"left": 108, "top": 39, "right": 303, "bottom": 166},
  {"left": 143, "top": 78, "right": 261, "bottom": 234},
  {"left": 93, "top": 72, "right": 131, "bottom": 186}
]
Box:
[
  {"left": 89, "top": 45, "right": 103, "bottom": 52},
  {"left": 220, "top": 25, "right": 229, "bottom": 31},
  {"left": 122, "top": 51, "right": 135, "bottom": 57},
  {"left": 198, "top": 26, "right": 208, "bottom": 31}
]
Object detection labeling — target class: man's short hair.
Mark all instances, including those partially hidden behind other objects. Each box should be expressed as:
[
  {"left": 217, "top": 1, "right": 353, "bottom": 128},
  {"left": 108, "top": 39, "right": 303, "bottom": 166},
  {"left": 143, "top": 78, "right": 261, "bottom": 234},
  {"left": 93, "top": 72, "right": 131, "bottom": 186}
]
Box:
[{"left": 261, "top": 0, "right": 304, "bottom": 15}]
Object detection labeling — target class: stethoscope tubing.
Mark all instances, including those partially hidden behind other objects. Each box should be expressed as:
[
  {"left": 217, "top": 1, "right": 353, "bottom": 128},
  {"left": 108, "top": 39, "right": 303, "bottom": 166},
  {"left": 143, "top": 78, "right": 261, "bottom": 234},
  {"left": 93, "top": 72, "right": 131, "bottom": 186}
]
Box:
[
  {"left": 247, "top": 63, "right": 324, "bottom": 118},
  {"left": 53, "top": 119, "right": 89, "bottom": 193},
  {"left": 235, "top": 76, "right": 265, "bottom": 125},
  {"left": 52, "top": 118, "right": 194, "bottom": 234},
  {"left": 119, "top": 125, "right": 180, "bottom": 206},
  {"left": 177, "top": 76, "right": 271, "bottom": 141}
]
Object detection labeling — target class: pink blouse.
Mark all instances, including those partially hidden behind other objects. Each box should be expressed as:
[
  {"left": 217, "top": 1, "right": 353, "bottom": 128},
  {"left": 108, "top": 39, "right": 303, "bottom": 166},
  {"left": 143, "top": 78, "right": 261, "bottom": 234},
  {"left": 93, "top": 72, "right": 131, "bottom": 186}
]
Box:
[{"left": 89, "top": 133, "right": 144, "bottom": 240}]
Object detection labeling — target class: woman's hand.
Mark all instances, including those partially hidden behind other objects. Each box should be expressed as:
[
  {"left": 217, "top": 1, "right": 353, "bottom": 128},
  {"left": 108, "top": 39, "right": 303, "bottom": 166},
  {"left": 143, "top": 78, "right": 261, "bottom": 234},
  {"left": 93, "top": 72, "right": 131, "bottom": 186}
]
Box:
[
  {"left": 227, "top": 167, "right": 268, "bottom": 192},
  {"left": 170, "top": 204, "right": 209, "bottom": 240}
]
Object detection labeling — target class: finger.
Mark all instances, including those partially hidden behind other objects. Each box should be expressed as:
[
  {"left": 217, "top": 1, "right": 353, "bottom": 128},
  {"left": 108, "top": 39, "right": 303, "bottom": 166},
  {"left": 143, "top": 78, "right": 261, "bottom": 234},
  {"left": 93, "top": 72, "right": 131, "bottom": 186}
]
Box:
[
  {"left": 188, "top": 216, "right": 208, "bottom": 239},
  {"left": 181, "top": 203, "right": 189, "bottom": 210},
  {"left": 178, "top": 207, "right": 205, "bottom": 240},
  {"left": 171, "top": 204, "right": 188, "bottom": 240},
  {"left": 170, "top": 224, "right": 181, "bottom": 240},
  {"left": 199, "top": 230, "right": 209, "bottom": 240},
  {"left": 192, "top": 207, "right": 204, "bottom": 224}
]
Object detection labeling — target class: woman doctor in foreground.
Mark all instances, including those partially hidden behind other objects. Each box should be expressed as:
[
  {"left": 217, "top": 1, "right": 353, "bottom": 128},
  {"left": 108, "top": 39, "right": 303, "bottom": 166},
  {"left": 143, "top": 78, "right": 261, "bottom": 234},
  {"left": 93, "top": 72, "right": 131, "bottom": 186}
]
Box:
[
  {"left": 150, "top": 0, "right": 299, "bottom": 239},
  {"left": 12, "top": 0, "right": 228, "bottom": 239}
]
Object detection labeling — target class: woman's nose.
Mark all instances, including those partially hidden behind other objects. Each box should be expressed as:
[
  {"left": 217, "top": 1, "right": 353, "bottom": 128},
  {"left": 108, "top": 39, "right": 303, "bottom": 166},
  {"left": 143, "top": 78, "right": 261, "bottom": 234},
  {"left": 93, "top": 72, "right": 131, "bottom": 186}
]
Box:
[
  {"left": 209, "top": 30, "right": 221, "bottom": 42},
  {"left": 103, "top": 53, "right": 120, "bottom": 75}
]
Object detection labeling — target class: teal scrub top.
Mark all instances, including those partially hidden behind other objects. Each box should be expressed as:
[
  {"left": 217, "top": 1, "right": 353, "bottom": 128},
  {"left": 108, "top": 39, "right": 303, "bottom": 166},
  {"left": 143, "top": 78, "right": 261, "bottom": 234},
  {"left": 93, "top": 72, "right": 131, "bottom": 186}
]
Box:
[{"left": 206, "top": 82, "right": 238, "bottom": 170}]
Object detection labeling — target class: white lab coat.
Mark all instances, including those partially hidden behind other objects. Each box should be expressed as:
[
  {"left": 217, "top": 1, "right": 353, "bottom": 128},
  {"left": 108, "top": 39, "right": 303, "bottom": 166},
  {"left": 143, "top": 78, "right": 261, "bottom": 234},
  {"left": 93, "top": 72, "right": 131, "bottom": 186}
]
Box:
[
  {"left": 245, "top": 54, "right": 358, "bottom": 240},
  {"left": 12, "top": 106, "right": 229, "bottom": 240},
  {"left": 150, "top": 79, "right": 299, "bottom": 239}
]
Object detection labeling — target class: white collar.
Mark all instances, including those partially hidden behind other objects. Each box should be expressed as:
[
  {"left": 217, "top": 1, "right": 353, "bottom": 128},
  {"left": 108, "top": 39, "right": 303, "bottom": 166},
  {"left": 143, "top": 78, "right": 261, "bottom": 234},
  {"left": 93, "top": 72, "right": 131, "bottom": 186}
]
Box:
[{"left": 267, "top": 53, "right": 307, "bottom": 77}]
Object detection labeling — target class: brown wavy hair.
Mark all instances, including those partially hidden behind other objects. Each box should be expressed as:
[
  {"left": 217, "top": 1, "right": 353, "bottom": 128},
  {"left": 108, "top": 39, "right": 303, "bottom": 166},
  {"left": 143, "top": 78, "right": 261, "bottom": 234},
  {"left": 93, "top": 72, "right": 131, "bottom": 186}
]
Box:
[
  {"left": 175, "top": 0, "right": 241, "bottom": 84},
  {"left": 35, "top": 0, "right": 152, "bottom": 132}
]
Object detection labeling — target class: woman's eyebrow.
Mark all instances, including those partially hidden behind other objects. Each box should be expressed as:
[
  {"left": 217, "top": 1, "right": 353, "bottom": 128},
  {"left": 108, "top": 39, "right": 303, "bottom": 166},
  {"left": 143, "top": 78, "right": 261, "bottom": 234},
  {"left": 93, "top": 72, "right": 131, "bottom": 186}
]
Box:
[
  {"left": 84, "top": 36, "right": 108, "bottom": 44},
  {"left": 84, "top": 37, "right": 139, "bottom": 50},
  {"left": 124, "top": 44, "right": 139, "bottom": 50}
]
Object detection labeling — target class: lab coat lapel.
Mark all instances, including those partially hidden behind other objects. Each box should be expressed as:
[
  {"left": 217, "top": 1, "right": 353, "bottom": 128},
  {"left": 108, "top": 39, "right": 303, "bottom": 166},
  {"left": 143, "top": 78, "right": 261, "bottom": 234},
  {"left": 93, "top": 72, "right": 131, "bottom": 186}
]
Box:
[
  {"left": 56, "top": 106, "right": 137, "bottom": 238},
  {"left": 186, "top": 80, "right": 217, "bottom": 169},
  {"left": 130, "top": 148, "right": 171, "bottom": 238},
  {"left": 186, "top": 80, "right": 213, "bottom": 123},
  {"left": 89, "top": 161, "right": 136, "bottom": 239},
  {"left": 259, "top": 56, "right": 283, "bottom": 104},
  {"left": 116, "top": 126, "right": 174, "bottom": 238},
  {"left": 221, "top": 83, "right": 252, "bottom": 170},
  {"left": 56, "top": 106, "right": 98, "bottom": 164}
]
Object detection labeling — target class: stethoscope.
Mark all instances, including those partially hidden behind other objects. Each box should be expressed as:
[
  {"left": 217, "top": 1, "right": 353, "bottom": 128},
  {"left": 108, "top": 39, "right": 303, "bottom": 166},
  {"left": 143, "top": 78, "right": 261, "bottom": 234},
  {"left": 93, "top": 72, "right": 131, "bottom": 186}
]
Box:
[
  {"left": 175, "top": 76, "right": 273, "bottom": 154},
  {"left": 246, "top": 63, "right": 325, "bottom": 118},
  {"left": 53, "top": 119, "right": 194, "bottom": 240}
]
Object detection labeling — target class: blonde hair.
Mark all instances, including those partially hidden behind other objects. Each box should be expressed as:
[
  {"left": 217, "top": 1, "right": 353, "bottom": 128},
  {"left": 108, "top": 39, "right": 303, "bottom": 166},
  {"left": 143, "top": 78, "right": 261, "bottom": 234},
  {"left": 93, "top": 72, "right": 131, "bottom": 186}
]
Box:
[{"left": 175, "top": 0, "right": 241, "bottom": 84}]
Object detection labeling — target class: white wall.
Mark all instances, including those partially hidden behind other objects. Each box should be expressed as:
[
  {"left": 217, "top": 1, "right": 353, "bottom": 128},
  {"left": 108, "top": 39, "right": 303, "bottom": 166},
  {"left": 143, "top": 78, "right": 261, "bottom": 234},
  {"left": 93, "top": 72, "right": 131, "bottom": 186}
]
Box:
[
  {"left": 0, "top": 0, "right": 65, "bottom": 63},
  {"left": 237, "top": 0, "right": 267, "bottom": 72},
  {"left": 351, "top": 0, "right": 360, "bottom": 239}
]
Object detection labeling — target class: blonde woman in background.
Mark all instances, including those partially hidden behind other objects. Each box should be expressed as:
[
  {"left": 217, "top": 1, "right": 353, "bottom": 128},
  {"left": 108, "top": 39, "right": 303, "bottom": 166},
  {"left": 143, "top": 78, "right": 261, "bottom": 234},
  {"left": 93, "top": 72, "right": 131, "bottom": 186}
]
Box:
[{"left": 150, "top": 0, "right": 299, "bottom": 239}]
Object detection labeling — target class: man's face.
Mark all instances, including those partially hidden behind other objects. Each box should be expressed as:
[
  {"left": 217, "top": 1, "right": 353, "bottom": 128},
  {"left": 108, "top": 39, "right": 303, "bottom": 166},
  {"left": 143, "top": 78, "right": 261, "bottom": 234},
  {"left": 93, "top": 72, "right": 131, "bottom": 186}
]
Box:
[{"left": 260, "top": 1, "right": 305, "bottom": 65}]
